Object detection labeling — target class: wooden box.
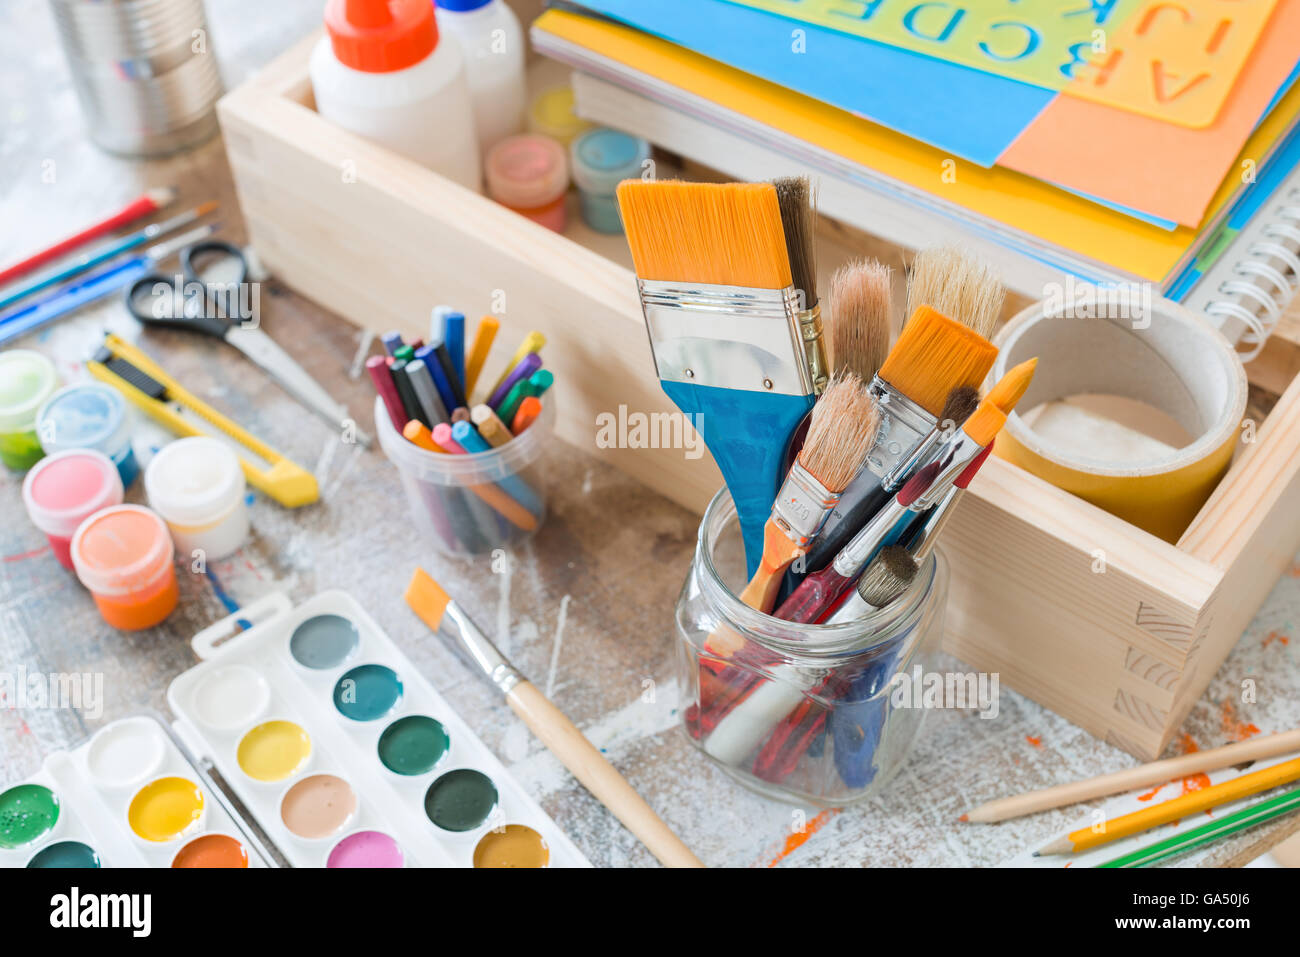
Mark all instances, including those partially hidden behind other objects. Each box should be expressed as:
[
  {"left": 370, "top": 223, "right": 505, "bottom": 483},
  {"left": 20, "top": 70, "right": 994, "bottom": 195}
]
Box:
[{"left": 218, "top": 4, "right": 1300, "bottom": 761}]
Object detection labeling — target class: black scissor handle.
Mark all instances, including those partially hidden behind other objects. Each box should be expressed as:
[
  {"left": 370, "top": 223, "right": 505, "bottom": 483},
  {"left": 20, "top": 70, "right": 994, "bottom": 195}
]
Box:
[
  {"left": 180, "top": 239, "right": 249, "bottom": 286},
  {"left": 124, "top": 272, "right": 233, "bottom": 340}
]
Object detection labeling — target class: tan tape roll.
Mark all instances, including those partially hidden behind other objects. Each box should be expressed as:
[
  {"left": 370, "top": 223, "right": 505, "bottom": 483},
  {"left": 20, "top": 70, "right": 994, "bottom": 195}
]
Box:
[{"left": 991, "top": 294, "right": 1248, "bottom": 543}]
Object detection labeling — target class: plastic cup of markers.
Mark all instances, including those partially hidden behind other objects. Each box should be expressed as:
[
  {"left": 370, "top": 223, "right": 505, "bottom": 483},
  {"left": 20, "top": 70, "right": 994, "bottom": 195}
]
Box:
[{"left": 373, "top": 395, "right": 554, "bottom": 559}]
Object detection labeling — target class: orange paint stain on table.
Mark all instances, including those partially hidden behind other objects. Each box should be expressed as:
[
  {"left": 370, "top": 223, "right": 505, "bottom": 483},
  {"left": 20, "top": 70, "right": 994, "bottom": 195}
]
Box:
[
  {"left": 767, "top": 809, "right": 839, "bottom": 867},
  {"left": 1262, "top": 630, "right": 1291, "bottom": 648},
  {"left": 1025, "top": 735, "right": 1042, "bottom": 748},
  {"left": 1220, "top": 700, "right": 1261, "bottom": 742}
]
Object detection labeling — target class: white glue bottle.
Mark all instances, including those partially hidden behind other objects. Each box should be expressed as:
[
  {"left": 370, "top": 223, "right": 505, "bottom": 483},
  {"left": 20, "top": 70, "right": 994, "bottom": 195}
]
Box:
[
  {"left": 311, "top": 0, "right": 482, "bottom": 191},
  {"left": 435, "top": 0, "right": 527, "bottom": 154}
]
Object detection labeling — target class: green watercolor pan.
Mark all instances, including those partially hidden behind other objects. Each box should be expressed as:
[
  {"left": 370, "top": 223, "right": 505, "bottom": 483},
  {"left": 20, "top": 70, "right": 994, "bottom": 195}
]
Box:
[{"left": 167, "top": 590, "right": 590, "bottom": 868}]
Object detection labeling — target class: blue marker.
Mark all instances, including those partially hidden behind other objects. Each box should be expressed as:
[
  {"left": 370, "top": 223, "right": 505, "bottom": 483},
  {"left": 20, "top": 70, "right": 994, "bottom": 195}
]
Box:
[
  {"left": 451, "top": 420, "right": 543, "bottom": 517},
  {"left": 381, "top": 331, "right": 404, "bottom": 356},
  {"left": 415, "top": 344, "right": 458, "bottom": 416},
  {"left": 444, "top": 311, "right": 466, "bottom": 392}
]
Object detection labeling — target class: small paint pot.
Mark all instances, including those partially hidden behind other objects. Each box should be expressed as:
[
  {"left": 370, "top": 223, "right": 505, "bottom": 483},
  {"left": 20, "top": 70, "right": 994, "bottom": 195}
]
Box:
[
  {"left": 472, "top": 823, "right": 550, "bottom": 868},
  {"left": 235, "top": 719, "right": 313, "bottom": 784},
  {"left": 191, "top": 664, "right": 270, "bottom": 732},
  {"left": 331, "top": 663, "right": 404, "bottom": 723},
  {"left": 126, "top": 775, "right": 206, "bottom": 844},
  {"left": 70, "top": 505, "right": 178, "bottom": 631},
  {"left": 0, "top": 783, "right": 61, "bottom": 850},
  {"left": 278, "top": 772, "right": 358, "bottom": 843},
  {"left": 27, "top": 840, "right": 102, "bottom": 869},
  {"left": 377, "top": 714, "right": 450, "bottom": 777},
  {"left": 325, "top": 828, "right": 405, "bottom": 868},
  {"left": 570, "top": 128, "right": 651, "bottom": 234},
  {"left": 22, "top": 449, "right": 124, "bottom": 570},
  {"left": 145, "top": 436, "right": 249, "bottom": 561},
  {"left": 85, "top": 716, "right": 166, "bottom": 791},
  {"left": 288, "top": 613, "right": 361, "bottom": 672},
  {"left": 485, "top": 134, "right": 569, "bottom": 233},
  {"left": 527, "top": 85, "right": 590, "bottom": 146},
  {"left": 36, "top": 383, "right": 138, "bottom": 486},
  {"left": 171, "top": 832, "right": 249, "bottom": 868},
  {"left": 423, "top": 767, "right": 500, "bottom": 835},
  {"left": 0, "top": 349, "right": 59, "bottom": 471}
]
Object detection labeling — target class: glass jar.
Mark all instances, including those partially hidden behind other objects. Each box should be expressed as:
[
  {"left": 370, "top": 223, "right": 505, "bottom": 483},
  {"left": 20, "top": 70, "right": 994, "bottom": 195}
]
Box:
[{"left": 676, "top": 490, "right": 948, "bottom": 806}]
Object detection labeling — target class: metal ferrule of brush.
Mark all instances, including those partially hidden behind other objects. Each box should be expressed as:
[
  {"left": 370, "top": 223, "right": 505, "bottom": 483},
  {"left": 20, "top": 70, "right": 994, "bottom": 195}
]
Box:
[
  {"left": 794, "top": 301, "right": 830, "bottom": 396},
  {"left": 830, "top": 493, "right": 912, "bottom": 578},
  {"left": 864, "top": 378, "right": 938, "bottom": 478},
  {"left": 444, "top": 603, "right": 523, "bottom": 695},
  {"left": 911, "top": 432, "right": 986, "bottom": 511},
  {"left": 637, "top": 279, "right": 814, "bottom": 395},
  {"left": 906, "top": 486, "right": 960, "bottom": 562},
  {"left": 770, "top": 459, "right": 839, "bottom": 547}
]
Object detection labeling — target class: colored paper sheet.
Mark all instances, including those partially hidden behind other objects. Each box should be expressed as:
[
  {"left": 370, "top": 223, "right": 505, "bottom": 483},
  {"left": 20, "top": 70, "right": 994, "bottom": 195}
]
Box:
[
  {"left": 1062, "top": 0, "right": 1278, "bottom": 127},
  {"left": 560, "top": 0, "right": 1053, "bottom": 166},
  {"left": 535, "top": 8, "right": 1300, "bottom": 284},
  {"left": 723, "top": 0, "right": 1271, "bottom": 127},
  {"left": 1000, "top": 0, "right": 1300, "bottom": 227}
]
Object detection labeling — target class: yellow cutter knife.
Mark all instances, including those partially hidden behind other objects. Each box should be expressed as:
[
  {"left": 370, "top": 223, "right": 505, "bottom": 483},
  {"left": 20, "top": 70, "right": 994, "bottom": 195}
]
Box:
[{"left": 88, "top": 333, "right": 319, "bottom": 507}]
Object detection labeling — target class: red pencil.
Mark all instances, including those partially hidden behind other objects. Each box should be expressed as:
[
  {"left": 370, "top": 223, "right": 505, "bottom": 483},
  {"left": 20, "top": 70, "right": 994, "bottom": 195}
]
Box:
[{"left": 0, "top": 187, "right": 176, "bottom": 285}]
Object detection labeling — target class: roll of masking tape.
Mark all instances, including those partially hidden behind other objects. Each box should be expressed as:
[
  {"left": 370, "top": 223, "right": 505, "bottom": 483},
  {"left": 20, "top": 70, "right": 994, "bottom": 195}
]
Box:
[{"left": 991, "top": 293, "right": 1248, "bottom": 543}]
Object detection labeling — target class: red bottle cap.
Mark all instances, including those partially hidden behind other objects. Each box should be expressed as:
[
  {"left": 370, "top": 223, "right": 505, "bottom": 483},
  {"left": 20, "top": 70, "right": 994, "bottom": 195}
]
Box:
[{"left": 324, "top": 0, "right": 438, "bottom": 74}]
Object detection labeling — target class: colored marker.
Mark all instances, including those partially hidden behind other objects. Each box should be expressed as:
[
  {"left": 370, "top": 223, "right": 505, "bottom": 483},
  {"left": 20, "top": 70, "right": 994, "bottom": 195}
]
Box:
[
  {"left": 470, "top": 404, "right": 512, "bottom": 447},
  {"left": 430, "top": 305, "right": 455, "bottom": 344},
  {"left": 498, "top": 368, "right": 553, "bottom": 425},
  {"left": 366, "top": 356, "right": 406, "bottom": 430},
  {"left": 389, "top": 359, "right": 426, "bottom": 427},
  {"left": 485, "top": 331, "right": 545, "bottom": 398},
  {"left": 415, "top": 344, "right": 458, "bottom": 418},
  {"left": 382, "top": 331, "right": 404, "bottom": 356},
  {"left": 404, "top": 359, "right": 449, "bottom": 426},
  {"left": 445, "top": 312, "right": 465, "bottom": 392},
  {"left": 451, "top": 421, "right": 542, "bottom": 517},
  {"left": 511, "top": 396, "right": 542, "bottom": 434},
  {"left": 464, "top": 316, "right": 499, "bottom": 397},
  {"left": 487, "top": 353, "right": 542, "bottom": 410},
  {"left": 432, "top": 423, "right": 538, "bottom": 531},
  {"left": 430, "top": 339, "right": 467, "bottom": 409},
  {"left": 451, "top": 407, "right": 471, "bottom": 425}
]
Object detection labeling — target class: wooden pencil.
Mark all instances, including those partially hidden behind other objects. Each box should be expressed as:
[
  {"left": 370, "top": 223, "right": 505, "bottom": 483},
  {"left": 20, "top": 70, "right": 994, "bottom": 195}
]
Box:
[
  {"left": 962, "top": 728, "right": 1300, "bottom": 823},
  {"left": 1036, "top": 754, "right": 1300, "bottom": 855}
]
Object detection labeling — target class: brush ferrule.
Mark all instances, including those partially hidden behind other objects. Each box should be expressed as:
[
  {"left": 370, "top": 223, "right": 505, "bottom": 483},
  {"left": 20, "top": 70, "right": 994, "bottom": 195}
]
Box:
[
  {"left": 865, "top": 378, "right": 937, "bottom": 478},
  {"left": 910, "top": 431, "right": 985, "bottom": 511},
  {"left": 795, "top": 302, "right": 829, "bottom": 396},
  {"left": 445, "top": 603, "right": 523, "bottom": 695},
  {"left": 770, "top": 460, "right": 839, "bottom": 546},
  {"left": 907, "top": 486, "right": 960, "bottom": 563},
  {"left": 637, "top": 279, "right": 813, "bottom": 396},
  {"left": 832, "top": 495, "right": 909, "bottom": 578}
]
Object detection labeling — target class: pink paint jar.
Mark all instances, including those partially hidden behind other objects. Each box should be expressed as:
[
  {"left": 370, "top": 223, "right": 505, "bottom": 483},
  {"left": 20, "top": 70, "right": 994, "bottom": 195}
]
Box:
[
  {"left": 21, "top": 449, "right": 124, "bottom": 570},
  {"left": 71, "top": 505, "right": 178, "bottom": 631},
  {"left": 484, "top": 134, "right": 569, "bottom": 232}
]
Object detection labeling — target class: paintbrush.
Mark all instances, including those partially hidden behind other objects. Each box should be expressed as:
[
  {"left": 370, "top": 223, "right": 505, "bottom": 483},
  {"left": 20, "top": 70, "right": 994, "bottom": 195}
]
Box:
[
  {"left": 617, "top": 179, "right": 820, "bottom": 576},
  {"left": 774, "top": 175, "right": 830, "bottom": 396},
  {"left": 404, "top": 568, "right": 705, "bottom": 868},
  {"left": 827, "top": 258, "right": 893, "bottom": 382},
  {"left": 787, "top": 247, "right": 1001, "bottom": 585},
  {"left": 775, "top": 395, "right": 1006, "bottom": 624}
]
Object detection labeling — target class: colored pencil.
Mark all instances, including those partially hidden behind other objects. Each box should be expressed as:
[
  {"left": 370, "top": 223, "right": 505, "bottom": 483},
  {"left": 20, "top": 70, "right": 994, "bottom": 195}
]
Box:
[
  {"left": 1036, "top": 755, "right": 1300, "bottom": 855},
  {"left": 0, "top": 186, "right": 175, "bottom": 285},
  {"left": 963, "top": 728, "right": 1300, "bottom": 823},
  {"left": 1098, "top": 785, "right": 1300, "bottom": 868},
  {"left": 464, "top": 316, "right": 499, "bottom": 397}
]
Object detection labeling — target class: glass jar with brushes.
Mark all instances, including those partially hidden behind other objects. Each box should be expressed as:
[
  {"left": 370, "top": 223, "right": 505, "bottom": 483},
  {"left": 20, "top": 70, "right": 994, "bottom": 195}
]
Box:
[{"left": 676, "top": 489, "right": 948, "bottom": 806}]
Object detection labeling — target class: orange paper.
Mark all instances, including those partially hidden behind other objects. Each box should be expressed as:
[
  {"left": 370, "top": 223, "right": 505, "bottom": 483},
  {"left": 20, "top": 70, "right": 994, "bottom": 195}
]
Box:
[{"left": 1001, "top": 0, "right": 1300, "bottom": 227}]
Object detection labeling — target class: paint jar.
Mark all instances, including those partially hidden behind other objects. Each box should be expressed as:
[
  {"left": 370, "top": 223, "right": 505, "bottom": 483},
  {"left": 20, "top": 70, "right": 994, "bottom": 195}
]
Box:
[
  {"left": 22, "top": 449, "right": 125, "bottom": 570},
  {"left": 675, "top": 490, "right": 948, "bottom": 806},
  {"left": 310, "top": 0, "right": 481, "bottom": 191},
  {"left": 145, "top": 437, "right": 249, "bottom": 561},
  {"left": 373, "top": 394, "right": 552, "bottom": 558},
  {"left": 36, "top": 383, "right": 138, "bottom": 486},
  {"left": 71, "top": 504, "right": 178, "bottom": 631},
  {"left": 570, "top": 128, "right": 651, "bottom": 234},
  {"left": 437, "top": 0, "right": 526, "bottom": 153},
  {"left": 485, "top": 134, "right": 569, "bottom": 232},
  {"left": 0, "top": 350, "right": 59, "bottom": 471},
  {"left": 527, "top": 85, "right": 590, "bottom": 146}
]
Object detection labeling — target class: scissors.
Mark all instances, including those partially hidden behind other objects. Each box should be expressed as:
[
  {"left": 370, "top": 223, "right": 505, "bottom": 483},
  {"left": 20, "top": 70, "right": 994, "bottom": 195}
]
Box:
[{"left": 125, "top": 239, "right": 371, "bottom": 447}]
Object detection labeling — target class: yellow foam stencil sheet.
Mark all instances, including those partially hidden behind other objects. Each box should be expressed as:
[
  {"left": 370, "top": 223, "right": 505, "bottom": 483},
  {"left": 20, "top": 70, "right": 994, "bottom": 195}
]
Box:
[
  {"left": 722, "top": 0, "right": 1273, "bottom": 126},
  {"left": 1064, "top": 0, "right": 1279, "bottom": 127}
]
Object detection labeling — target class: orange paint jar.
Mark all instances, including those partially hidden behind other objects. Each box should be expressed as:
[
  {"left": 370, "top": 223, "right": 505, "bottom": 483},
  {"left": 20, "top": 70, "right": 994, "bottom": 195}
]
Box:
[
  {"left": 484, "top": 134, "right": 569, "bottom": 233},
  {"left": 71, "top": 505, "right": 178, "bottom": 630}
]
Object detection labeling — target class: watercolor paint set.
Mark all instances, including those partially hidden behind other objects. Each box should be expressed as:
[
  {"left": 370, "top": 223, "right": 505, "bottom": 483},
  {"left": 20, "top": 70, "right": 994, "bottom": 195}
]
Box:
[
  {"left": 167, "top": 590, "right": 590, "bottom": 868},
  {"left": 0, "top": 714, "right": 272, "bottom": 869}
]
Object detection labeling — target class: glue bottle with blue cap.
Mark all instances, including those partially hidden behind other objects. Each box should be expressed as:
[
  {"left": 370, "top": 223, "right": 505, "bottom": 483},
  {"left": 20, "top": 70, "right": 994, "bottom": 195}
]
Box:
[
  {"left": 570, "top": 128, "right": 651, "bottom": 234},
  {"left": 37, "top": 382, "right": 139, "bottom": 486}
]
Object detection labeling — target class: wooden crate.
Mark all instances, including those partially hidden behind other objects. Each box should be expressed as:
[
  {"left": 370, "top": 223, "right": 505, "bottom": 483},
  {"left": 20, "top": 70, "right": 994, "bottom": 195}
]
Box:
[{"left": 218, "top": 8, "right": 1300, "bottom": 761}]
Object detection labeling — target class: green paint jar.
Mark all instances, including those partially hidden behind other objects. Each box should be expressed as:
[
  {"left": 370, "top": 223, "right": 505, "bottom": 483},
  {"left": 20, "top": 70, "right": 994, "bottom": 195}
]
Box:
[{"left": 0, "top": 350, "right": 59, "bottom": 471}]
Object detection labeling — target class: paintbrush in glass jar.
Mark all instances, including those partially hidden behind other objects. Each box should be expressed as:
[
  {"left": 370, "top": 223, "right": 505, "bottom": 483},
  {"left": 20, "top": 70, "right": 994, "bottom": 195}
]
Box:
[
  {"left": 789, "top": 246, "right": 1002, "bottom": 588},
  {"left": 617, "top": 179, "right": 826, "bottom": 578},
  {"left": 774, "top": 395, "right": 1007, "bottom": 625}
]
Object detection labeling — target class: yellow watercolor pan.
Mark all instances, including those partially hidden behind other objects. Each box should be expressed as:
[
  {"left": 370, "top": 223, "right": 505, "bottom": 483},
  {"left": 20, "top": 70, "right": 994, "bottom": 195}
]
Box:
[
  {"left": 128, "top": 776, "right": 204, "bottom": 843},
  {"left": 237, "top": 720, "right": 312, "bottom": 782}
]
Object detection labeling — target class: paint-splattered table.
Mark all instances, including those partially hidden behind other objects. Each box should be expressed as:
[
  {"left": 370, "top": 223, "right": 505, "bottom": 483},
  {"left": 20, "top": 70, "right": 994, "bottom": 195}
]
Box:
[{"left": 3, "top": 0, "right": 1300, "bottom": 868}]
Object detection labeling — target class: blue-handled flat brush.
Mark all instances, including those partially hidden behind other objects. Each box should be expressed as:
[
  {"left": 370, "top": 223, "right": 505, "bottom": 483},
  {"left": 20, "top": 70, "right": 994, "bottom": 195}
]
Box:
[{"left": 617, "top": 179, "right": 826, "bottom": 575}]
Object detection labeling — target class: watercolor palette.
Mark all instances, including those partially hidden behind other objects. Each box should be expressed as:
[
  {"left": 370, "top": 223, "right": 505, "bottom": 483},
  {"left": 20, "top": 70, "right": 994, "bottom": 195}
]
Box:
[
  {"left": 0, "top": 715, "right": 272, "bottom": 869},
  {"left": 167, "top": 591, "right": 591, "bottom": 868}
]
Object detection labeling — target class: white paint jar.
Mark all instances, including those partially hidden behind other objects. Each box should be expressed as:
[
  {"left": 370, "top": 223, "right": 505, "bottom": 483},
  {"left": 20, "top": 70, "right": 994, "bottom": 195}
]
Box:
[{"left": 144, "top": 437, "right": 249, "bottom": 561}]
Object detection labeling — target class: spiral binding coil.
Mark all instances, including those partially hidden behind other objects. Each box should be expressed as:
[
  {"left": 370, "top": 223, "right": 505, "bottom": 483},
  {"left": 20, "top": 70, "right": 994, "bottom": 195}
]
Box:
[{"left": 1203, "top": 187, "right": 1300, "bottom": 361}]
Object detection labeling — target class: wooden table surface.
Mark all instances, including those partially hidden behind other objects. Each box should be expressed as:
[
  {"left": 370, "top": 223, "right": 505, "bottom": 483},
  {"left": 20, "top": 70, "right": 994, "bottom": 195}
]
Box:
[{"left": 3, "top": 0, "right": 1300, "bottom": 868}]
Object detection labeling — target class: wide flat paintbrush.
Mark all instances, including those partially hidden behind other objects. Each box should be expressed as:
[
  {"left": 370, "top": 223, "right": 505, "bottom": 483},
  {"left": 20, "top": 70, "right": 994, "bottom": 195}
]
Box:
[{"left": 617, "top": 179, "right": 821, "bottom": 577}]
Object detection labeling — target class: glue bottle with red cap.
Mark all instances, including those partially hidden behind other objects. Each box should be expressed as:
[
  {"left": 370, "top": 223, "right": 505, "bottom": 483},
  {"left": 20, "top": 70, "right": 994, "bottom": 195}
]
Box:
[{"left": 310, "top": 0, "right": 481, "bottom": 191}]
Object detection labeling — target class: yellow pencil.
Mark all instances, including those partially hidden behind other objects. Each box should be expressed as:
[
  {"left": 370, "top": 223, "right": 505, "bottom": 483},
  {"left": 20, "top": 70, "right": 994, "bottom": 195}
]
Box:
[
  {"left": 463, "top": 316, "right": 499, "bottom": 397},
  {"left": 484, "top": 330, "right": 545, "bottom": 399},
  {"left": 1036, "top": 755, "right": 1300, "bottom": 855}
]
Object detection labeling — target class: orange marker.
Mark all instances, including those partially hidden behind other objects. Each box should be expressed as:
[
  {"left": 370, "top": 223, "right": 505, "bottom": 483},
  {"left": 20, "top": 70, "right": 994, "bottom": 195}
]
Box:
[
  {"left": 403, "top": 420, "right": 447, "bottom": 453},
  {"left": 424, "top": 423, "right": 538, "bottom": 532},
  {"left": 464, "top": 316, "right": 500, "bottom": 398},
  {"left": 511, "top": 396, "right": 542, "bottom": 434}
]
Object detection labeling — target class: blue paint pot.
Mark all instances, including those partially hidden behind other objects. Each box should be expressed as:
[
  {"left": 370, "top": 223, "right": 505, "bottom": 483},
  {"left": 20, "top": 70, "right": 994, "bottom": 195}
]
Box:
[
  {"left": 570, "top": 128, "right": 651, "bottom": 234},
  {"left": 36, "top": 383, "right": 137, "bottom": 487}
]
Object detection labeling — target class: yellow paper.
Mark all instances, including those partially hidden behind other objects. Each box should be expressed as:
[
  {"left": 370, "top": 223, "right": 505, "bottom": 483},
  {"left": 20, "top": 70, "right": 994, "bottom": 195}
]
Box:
[{"left": 722, "top": 0, "right": 1273, "bottom": 126}]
